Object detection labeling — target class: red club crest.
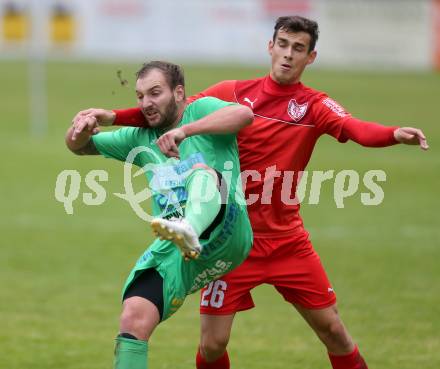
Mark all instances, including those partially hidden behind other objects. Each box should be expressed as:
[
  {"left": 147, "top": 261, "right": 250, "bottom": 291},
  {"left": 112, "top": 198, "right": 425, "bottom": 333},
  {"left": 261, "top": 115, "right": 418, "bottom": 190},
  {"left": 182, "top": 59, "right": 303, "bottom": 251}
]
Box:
[{"left": 287, "top": 99, "right": 308, "bottom": 122}]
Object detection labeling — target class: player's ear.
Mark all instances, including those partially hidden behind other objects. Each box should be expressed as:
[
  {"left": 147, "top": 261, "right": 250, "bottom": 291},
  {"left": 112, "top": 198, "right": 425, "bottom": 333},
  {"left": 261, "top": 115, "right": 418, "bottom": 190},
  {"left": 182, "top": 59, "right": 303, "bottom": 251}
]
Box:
[
  {"left": 268, "top": 40, "right": 274, "bottom": 56},
  {"left": 174, "top": 85, "right": 185, "bottom": 102},
  {"left": 307, "top": 50, "right": 317, "bottom": 65}
]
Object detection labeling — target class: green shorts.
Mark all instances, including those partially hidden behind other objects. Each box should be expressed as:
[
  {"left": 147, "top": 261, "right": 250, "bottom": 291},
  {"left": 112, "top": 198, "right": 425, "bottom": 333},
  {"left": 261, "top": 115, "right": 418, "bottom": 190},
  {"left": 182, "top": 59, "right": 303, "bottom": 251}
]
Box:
[{"left": 121, "top": 203, "right": 252, "bottom": 321}]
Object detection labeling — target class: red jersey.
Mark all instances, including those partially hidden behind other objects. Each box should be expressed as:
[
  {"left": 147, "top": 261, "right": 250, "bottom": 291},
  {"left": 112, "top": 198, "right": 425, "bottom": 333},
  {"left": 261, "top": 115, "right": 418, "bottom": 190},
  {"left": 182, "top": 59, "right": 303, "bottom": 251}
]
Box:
[{"left": 114, "top": 75, "right": 398, "bottom": 238}]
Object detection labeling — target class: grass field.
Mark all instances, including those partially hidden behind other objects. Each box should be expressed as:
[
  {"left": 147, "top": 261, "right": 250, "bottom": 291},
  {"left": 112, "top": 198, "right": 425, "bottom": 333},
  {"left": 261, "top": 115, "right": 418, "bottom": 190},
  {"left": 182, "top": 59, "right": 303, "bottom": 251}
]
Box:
[{"left": 0, "top": 60, "right": 439, "bottom": 369}]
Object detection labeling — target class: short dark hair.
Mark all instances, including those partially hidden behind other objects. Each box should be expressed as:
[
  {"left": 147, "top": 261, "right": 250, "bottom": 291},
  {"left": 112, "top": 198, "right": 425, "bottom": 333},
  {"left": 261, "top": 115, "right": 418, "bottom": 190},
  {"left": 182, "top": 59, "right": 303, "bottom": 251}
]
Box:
[
  {"left": 136, "top": 60, "right": 185, "bottom": 90},
  {"left": 273, "top": 16, "right": 319, "bottom": 52}
]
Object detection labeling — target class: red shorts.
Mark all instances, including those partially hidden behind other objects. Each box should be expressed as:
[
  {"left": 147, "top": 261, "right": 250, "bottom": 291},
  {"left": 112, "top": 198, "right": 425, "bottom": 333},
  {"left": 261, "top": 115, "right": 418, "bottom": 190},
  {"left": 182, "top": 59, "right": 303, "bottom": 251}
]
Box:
[{"left": 199, "top": 232, "right": 336, "bottom": 314}]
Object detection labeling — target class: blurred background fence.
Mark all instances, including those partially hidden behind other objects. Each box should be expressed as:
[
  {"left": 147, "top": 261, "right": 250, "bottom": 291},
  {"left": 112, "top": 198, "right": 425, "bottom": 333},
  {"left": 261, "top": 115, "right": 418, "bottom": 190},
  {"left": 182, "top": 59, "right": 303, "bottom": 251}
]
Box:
[{"left": 1, "top": 0, "right": 439, "bottom": 69}]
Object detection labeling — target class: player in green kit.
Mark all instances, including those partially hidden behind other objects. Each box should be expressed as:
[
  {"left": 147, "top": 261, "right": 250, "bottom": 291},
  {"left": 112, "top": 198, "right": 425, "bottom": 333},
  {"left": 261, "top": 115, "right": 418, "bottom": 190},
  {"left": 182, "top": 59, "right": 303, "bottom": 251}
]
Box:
[{"left": 65, "top": 61, "right": 254, "bottom": 369}]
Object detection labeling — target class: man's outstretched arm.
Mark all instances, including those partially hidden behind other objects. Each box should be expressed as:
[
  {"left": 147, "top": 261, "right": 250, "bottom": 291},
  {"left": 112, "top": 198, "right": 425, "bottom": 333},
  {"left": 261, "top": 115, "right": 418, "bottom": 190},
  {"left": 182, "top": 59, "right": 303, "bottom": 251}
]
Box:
[
  {"left": 314, "top": 97, "right": 429, "bottom": 150},
  {"left": 339, "top": 118, "right": 428, "bottom": 150}
]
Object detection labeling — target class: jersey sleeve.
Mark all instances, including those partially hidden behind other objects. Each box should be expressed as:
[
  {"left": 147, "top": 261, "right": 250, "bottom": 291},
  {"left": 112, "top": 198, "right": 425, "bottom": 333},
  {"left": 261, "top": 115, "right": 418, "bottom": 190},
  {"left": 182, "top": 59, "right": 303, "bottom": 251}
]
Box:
[
  {"left": 92, "top": 127, "right": 144, "bottom": 166},
  {"left": 186, "top": 97, "right": 238, "bottom": 141},
  {"left": 338, "top": 118, "right": 399, "bottom": 147},
  {"left": 187, "top": 80, "right": 237, "bottom": 104},
  {"left": 313, "top": 95, "right": 399, "bottom": 147},
  {"left": 113, "top": 107, "right": 146, "bottom": 127}
]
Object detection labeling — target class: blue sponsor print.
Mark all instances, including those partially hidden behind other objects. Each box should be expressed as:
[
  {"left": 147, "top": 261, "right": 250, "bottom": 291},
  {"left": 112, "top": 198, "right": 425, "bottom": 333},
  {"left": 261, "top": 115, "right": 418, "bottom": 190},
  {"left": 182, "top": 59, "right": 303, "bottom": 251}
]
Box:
[
  {"left": 201, "top": 203, "right": 239, "bottom": 257},
  {"left": 136, "top": 250, "right": 153, "bottom": 265},
  {"left": 155, "top": 187, "right": 188, "bottom": 211},
  {"left": 174, "top": 153, "right": 206, "bottom": 175},
  {"left": 151, "top": 153, "right": 206, "bottom": 215}
]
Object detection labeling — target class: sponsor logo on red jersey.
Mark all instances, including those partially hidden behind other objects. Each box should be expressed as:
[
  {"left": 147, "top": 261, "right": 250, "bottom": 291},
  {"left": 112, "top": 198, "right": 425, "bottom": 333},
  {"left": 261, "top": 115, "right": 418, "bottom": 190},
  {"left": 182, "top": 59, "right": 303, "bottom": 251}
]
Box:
[
  {"left": 287, "top": 99, "right": 308, "bottom": 122},
  {"left": 322, "top": 97, "right": 349, "bottom": 117}
]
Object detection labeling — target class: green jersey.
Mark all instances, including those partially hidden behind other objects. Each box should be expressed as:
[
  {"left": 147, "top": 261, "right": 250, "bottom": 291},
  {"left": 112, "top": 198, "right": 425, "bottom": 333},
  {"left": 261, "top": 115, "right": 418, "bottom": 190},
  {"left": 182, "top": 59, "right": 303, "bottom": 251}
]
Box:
[
  {"left": 93, "top": 97, "right": 245, "bottom": 220},
  {"left": 92, "top": 97, "right": 252, "bottom": 320}
]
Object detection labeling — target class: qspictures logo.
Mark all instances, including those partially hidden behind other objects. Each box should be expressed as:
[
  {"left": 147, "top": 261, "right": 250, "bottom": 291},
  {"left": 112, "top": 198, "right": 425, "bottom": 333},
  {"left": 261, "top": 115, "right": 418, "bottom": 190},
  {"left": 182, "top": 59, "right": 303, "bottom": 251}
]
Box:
[{"left": 55, "top": 146, "right": 387, "bottom": 220}]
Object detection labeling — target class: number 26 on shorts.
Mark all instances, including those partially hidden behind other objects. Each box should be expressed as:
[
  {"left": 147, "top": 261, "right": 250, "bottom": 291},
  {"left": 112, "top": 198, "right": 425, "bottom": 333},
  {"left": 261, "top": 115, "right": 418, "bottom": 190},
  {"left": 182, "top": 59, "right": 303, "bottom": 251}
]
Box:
[{"left": 200, "top": 280, "right": 227, "bottom": 308}]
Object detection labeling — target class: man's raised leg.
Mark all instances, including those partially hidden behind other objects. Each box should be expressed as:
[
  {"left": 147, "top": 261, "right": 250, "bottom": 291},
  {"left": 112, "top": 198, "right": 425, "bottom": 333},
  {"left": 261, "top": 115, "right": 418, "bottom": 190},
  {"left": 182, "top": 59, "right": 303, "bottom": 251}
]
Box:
[
  {"left": 152, "top": 165, "right": 222, "bottom": 259},
  {"left": 185, "top": 165, "right": 222, "bottom": 237}
]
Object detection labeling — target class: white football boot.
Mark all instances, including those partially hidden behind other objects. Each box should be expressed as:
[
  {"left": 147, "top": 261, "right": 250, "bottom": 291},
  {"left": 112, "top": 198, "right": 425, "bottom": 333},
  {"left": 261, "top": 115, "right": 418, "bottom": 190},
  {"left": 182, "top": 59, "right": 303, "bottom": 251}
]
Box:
[{"left": 151, "top": 218, "right": 202, "bottom": 260}]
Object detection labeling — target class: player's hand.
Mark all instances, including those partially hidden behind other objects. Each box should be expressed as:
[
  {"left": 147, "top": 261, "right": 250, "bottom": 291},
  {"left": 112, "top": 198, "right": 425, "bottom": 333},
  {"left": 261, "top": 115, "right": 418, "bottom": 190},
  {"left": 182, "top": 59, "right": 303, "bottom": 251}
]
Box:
[
  {"left": 156, "top": 128, "right": 187, "bottom": 158},
  {"left": 394, "top": 127, "right": 429, "bottom": 150},
  {"left": 71, "top": 115, "right": 100, "bottom": 141},
  {"left": 72, "top": 108, "right": 116, "bottom": 128}
]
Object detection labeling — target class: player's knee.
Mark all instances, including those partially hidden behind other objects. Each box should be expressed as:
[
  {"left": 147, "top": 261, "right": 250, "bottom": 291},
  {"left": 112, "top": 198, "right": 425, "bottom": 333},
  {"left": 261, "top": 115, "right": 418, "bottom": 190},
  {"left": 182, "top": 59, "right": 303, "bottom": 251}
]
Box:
[
  {"left": 119, "top": 304, "right": 140, "bottom": 329},
  {"left": 119, "top": 303, "right": 149, "bottom": 338},
  {"left": 326, "top": 319, "right": 346, "bottom": 338},
  {"left": 200, "top": 333, "right": 229, "bottom": 360},
  {"left": 192, "top": 163, "right": 210, "bottom": 171},
  {"left": 318, "top": 319, "right": 352, "bottom": 350},
  {"left": 191, "top": 164, "right": 218, "bottom": 181}
]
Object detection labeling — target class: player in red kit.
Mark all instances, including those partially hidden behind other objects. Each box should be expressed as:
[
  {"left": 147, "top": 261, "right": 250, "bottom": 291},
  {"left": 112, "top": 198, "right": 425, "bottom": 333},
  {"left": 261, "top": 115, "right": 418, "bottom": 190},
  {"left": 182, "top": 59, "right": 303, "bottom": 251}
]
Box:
[{"left": 73, "top": 16, "right": 428, "bottom": 369}]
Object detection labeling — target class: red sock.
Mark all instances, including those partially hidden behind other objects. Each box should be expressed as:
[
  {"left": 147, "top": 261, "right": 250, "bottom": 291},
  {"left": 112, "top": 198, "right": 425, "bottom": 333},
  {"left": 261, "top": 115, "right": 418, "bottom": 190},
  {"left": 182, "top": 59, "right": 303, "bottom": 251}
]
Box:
[
  {"left": 328, "top": 346, "right": 368, "bottom": 369},
  {"left": 196, "top": 348, "right": 230, "bottom": 369}
]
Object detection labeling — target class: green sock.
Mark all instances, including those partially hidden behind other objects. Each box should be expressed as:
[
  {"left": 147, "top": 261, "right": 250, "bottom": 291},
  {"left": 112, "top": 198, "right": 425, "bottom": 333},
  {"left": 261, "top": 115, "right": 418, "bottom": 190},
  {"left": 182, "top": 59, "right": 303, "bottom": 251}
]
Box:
[
  {"left": 185, "top": 168, "right": 221, "bottom": 236},
  {"left": 114, "top": 336, "right": 148, "bottom": 369}
]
